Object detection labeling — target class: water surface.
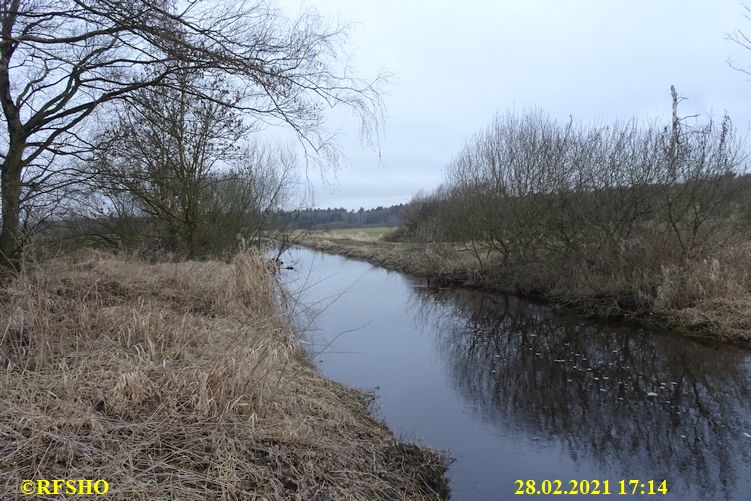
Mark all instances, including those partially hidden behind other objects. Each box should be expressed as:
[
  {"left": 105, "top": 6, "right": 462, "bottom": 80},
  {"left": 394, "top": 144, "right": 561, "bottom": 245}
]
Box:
[{"left": 282, "top": 246, "right": 751, "bottom": 500}]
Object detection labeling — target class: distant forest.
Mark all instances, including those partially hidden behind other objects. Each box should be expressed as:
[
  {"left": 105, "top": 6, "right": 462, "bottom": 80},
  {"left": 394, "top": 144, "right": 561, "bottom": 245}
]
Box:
[{"left": 280, "top": 205, "right": 406, "bottom": 229}]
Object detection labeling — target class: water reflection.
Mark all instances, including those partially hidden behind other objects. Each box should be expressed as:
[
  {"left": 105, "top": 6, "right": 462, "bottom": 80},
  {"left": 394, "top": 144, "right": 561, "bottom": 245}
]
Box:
[
  {"left": 284, "top": 247, "right": 751, "bottom": 500},
  {"left": 408, "top": 286, "right": 751, "bottom": 499}
]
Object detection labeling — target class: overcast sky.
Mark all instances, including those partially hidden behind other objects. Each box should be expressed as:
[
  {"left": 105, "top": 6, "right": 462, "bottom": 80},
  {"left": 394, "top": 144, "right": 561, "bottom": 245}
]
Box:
[{"left": 278, "top": 0, "right": 751, "bottom": 210}]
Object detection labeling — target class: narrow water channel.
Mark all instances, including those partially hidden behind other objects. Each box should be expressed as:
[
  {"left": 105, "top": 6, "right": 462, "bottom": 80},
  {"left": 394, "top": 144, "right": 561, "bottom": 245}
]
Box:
[{"left": 281, "top": 246, "right": 751, "bottom": 500}]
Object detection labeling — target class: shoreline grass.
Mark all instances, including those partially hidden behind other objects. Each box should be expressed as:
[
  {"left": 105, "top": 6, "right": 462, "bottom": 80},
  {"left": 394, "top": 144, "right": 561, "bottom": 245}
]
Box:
[
  {"left": 0, "top": 248, "right": 449, "bottom": 499},
  {"left": 294, "top": 232, "right": 751, "bottom": 346}
]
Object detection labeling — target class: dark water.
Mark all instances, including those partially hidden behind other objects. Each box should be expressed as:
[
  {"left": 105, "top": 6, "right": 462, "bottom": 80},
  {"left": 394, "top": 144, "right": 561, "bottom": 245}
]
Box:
[{"left": 281, "top": 246, "right": 751, "bottom": 500}]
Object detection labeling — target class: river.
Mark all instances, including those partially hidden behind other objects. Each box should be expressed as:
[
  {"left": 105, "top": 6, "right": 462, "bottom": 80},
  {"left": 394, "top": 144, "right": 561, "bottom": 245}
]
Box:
[{"left": 280, "top": 246, "right": 751, "bottom": 500}]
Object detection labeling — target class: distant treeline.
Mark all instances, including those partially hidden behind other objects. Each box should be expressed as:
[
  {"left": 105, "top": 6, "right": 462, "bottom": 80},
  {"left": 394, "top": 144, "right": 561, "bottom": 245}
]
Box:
[
  {"left": 278, "top": 204, "right": 406, "bottom": 229},
  {"left": 39, "top": 202, "right": 406, "bottom": 255}
]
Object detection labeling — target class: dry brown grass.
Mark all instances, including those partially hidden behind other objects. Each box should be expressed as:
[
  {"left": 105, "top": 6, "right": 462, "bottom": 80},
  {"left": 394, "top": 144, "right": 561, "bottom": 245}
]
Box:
[
  {"left": 307, "top": 228, "right": 394, "bottom": 243},
  {"left": 297, "top": 236, "right": 751, "bottom": 344},
  {"left": 294, "top": 235, "right": 475, "bottom": 278},
  {"left": 652, "top": 245, "right": 751, "bottom": 340},
  {"left": 0, "top": 249, "right": 448, "bottom": 499}
]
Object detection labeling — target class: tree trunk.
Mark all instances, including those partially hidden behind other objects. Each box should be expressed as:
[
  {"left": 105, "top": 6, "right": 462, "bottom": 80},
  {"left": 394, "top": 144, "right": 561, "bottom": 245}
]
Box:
[
  {"left": 185, "top": 220, "right": 197, "bottom": 259},
  {"left": 0, "top": 143, "right": 23, "bottom": 274},
  {"left": 1, "top": 1, "right": 24, "bottom": 277}
]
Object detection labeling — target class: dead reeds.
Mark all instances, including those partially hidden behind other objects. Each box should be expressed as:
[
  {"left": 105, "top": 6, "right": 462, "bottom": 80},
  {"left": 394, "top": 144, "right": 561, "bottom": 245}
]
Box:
[{"left": 0, "top": 249, "right": 448, "bottom": 499}]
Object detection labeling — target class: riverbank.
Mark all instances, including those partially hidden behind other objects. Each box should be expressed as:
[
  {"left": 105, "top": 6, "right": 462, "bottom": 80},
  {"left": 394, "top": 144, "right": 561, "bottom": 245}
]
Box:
[
  {"left": 0, "top": 249, "right": 449, "bottom": 499},
  {"left": 293, "top": 234, "right": 751, "bottom": 346}
]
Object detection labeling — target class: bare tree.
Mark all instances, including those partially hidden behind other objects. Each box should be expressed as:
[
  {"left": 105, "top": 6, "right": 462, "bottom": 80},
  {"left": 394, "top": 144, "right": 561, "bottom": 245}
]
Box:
[
  {"left": 197, "top": 142, "right": 297, "bottom": 257},
  {"left": 89, "top": 137, "right": 297, "bottom": 258},
  {"left": 0, "top": 0, "right": 384, "bottom": 273},
  {"left": 408, "top": 98, "right": 748, "bottom": 314},
  {"left": 95, "top": 70, "right": 248, "bottom": 257},
  {"left": 728, "top": 4, "right": 751, "bottom": 76}
]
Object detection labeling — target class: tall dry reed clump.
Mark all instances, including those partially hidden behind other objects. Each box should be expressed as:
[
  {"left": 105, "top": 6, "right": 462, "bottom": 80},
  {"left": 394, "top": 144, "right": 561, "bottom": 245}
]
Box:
[
  {"left": 652, "top": 244, "right": 751, "bottom": 340},
  {"left": 0, "top": 249, "right": 447, "bottom": 499}
]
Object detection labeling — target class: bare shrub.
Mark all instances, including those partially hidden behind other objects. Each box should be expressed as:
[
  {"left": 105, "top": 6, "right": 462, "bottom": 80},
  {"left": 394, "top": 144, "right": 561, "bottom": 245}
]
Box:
[{"left": 399, "top": 94, "right": 751, "bottom": 334}]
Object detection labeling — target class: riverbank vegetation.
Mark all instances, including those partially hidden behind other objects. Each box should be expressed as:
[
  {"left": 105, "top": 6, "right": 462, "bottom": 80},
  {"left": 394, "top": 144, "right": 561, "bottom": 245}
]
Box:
[
  {"left": 404, "top": 100, "right": 751, "bottom": 341},
  {"left": 300, "top": 93, "right": 751, "bottom": 343},
  {"left": 303, "top": 226, "right": 397, "bottom": 242},
  {"left": 0, "top": 0, "right": 456, "bottom": 497},
  {"left": 0, "top": 248, "right": 448, "bottom": 498}
]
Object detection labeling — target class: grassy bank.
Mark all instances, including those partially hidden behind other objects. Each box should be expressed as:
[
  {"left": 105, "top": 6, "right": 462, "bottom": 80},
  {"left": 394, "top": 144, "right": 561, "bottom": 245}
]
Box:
[
  {"left": 0, "top": 249, "right": 448, "bottom": 499},
  {"left": 301, "top": 227, "right": 397, "bottom": 242},
  {"left": 292, "top": 232, "right": 469, "bottom": 277},
  {"left": 294, "top": 232, "right": 751, "bottom": 345}
]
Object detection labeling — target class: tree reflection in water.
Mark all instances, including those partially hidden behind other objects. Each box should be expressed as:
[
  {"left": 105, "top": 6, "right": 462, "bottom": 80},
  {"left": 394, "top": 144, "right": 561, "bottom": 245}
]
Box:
[{"left": 408, "top": 286, "right": 751, "bottom": 499}]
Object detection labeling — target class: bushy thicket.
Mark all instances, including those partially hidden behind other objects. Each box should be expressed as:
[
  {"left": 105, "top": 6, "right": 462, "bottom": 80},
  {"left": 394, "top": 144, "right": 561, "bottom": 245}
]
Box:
[
  {"left": 50, "top": 154, "right": 293, "bottom": 261},
  {"left": 395, "top": 106, "right": 751, "bottom": 325}
]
